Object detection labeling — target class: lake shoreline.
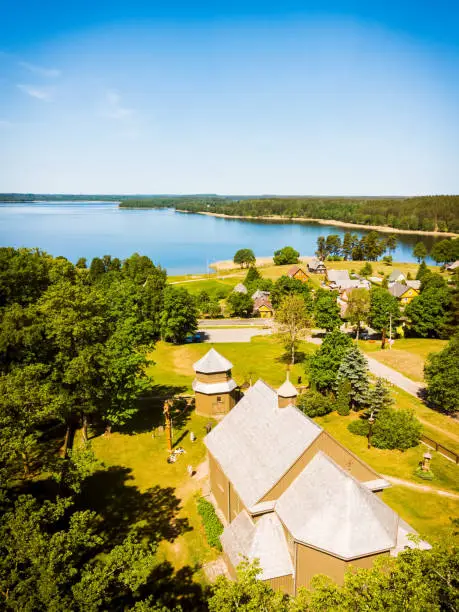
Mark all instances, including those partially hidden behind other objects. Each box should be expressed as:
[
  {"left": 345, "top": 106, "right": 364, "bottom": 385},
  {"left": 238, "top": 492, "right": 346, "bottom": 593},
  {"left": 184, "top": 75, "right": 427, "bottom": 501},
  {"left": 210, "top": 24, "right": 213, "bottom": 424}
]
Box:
[{"left": 178, "top": 209, "right": 458, "bottom": 237}]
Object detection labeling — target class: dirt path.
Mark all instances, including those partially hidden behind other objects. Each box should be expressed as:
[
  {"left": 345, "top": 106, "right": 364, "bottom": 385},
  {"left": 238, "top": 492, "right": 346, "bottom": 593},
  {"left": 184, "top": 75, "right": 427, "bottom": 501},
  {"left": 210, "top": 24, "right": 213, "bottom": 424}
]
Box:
[{"left": 382, "top": 475, "right": 459, "bottom": 499}]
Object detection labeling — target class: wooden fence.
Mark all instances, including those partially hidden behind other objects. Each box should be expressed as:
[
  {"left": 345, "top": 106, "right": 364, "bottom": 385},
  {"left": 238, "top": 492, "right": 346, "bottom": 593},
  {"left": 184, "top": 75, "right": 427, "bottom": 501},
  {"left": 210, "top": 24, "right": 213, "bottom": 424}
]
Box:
[{"left": 421, "top": 434, "right": 459, "bottom": 464}]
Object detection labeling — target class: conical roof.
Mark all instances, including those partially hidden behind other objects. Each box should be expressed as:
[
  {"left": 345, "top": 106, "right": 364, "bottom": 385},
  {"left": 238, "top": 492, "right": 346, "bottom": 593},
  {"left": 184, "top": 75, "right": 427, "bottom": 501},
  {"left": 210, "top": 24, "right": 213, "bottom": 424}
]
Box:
[
  {"left": 277, "top": 374, "right": 297, "bottom": 398},
  {"left": 193, "top": 348, "right": 233, "bottom": 374}
]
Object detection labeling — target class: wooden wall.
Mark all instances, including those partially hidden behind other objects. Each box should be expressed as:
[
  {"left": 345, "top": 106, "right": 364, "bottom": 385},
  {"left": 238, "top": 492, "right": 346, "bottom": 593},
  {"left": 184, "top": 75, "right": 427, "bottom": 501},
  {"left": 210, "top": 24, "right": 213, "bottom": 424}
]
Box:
[
  {"left": 195, "top": 390, "right": 236, "bottom": 417},
  {"left": 266, "top": 575, "right": 294, "bottom": 596}
]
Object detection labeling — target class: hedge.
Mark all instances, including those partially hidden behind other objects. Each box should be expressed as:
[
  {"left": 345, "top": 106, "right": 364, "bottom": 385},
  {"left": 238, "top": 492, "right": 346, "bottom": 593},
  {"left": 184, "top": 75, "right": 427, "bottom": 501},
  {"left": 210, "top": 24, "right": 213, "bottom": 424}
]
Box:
[{"left": 197, "top": 497, "right": 223, "bottom": 550}]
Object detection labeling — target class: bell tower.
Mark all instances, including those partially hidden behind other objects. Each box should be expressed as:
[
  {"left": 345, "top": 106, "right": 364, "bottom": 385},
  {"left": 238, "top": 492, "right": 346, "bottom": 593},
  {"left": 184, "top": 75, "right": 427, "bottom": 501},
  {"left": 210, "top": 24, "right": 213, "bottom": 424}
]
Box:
[
  {"left": 192, "top": 348, "right": 238, "bottom": 417},
  {"left": 277, "top": 372, "right": 298, "bottom": 408}
]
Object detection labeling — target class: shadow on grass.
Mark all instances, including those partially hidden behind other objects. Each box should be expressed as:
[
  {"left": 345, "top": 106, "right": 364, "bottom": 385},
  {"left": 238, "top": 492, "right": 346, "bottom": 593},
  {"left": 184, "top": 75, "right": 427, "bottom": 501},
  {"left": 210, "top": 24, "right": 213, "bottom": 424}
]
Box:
[
  {"left": 276, "top": 350, "right": 307, "bottom": 365},
  {"left": 137, "top": 561, "right": 210, "bottom": 612},
  {"left": 76, "top": 465, "right": 192, "bottom": 546}
]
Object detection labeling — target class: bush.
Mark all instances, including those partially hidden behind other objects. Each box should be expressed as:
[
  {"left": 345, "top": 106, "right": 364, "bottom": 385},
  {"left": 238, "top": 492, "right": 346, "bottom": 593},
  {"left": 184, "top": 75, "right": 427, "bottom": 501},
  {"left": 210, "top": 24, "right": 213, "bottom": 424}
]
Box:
[
  {"left": 382, "top": 255, "right": 393, "bottom": 265},
  {"left": 359, "top": 262, "right": 373, "bottom": 277},
  {"left": 197, "top": 497, "right": 223, "bottom": 550},
  {"left": 414, "top": 466, "right": 435, "bottom": 481},
  {"left": 297, "top": 390, "right": 334, "bottom": 417},
  {"left": 348, "top": 408, "right": 421, "bottom": 450},
  {"left": 336, "top": 379, "right": 351, "bottom": 415},
  {"left": 273, "top": 246, "right": 300, "bottom": 265}
]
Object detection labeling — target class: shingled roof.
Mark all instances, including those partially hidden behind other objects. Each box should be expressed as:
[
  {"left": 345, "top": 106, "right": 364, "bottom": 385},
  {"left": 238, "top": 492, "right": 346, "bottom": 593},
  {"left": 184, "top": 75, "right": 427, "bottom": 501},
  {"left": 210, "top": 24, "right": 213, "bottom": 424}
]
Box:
[
  {"left": 327, "top": 269, "right": 350, "bottom": 283},
  {"left": 221, "top": 510, "right": 294, "bottom": 580},
  {"left": 204, "top": 380, "right": 322, "bottom": 508},
  {"left": 193, "top": 348, "right": 233, "bottom": 374},
  {"left": 388, "top": 282, "right": 410, "bottom": 299},
  {"left": 275, "top": 452, "right": 399, "bottom": 560}
]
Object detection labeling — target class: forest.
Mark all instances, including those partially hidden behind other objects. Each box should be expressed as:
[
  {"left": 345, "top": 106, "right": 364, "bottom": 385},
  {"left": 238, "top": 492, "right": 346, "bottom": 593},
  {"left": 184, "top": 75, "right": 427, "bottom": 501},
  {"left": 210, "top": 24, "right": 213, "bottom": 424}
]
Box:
[{"left": 119, "top": 195, "right": 459, "bottom": 233}]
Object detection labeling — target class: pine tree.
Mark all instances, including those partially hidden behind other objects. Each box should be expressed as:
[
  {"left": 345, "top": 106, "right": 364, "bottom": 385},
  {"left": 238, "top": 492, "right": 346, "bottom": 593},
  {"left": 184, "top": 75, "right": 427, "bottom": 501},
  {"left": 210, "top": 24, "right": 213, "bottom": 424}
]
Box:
[
  {"left": 416, "top": 260, "right": 428, "bottom": 281},
  {"left": 365, "top": 377, "right": 393, "bottom": 418},
  {"left": 336, "top": 379, "right": 351, "bottom": 415},
  {"left": 335, "top": 346, "right": 370, "bottom": 410}
]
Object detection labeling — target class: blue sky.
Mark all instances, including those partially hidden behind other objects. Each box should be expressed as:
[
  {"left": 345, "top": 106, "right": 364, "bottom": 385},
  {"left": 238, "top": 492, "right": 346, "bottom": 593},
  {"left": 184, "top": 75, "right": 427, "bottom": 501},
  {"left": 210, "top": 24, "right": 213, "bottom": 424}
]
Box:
[{"left": 1, "top": 1, "right": 458, "bottom": 195}]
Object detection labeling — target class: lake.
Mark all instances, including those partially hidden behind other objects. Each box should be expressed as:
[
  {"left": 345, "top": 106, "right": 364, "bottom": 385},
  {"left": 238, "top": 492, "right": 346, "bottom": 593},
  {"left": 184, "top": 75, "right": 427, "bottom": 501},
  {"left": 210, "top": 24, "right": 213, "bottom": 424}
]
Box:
[{"left": 0, "top": 202, "right": 439, "bottom": 275}]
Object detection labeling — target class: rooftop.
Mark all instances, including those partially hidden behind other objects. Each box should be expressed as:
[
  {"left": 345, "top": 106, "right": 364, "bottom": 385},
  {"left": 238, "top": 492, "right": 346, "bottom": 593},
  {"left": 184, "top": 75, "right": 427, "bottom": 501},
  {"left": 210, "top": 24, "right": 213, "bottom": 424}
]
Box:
[
  {"left": 277, "top": 375, "right": 298, "bottom": 398},
  {"left": 388, "top": 282, "right": 411, "bottom": 298},
  {"left": 276, "top": 452, "right": 399, "bottom": 560},
  {"left": 193, "top": 348, "right": 233, "bottom": 374},
  {"left": 204, "top": 380, "right": 322, "bottom": 507},
  {"left": 327, "top": 269, "right": 350, "bottom": 283},
  {"left": 221, "top": 510, "right": 294, "bottom": 580}
]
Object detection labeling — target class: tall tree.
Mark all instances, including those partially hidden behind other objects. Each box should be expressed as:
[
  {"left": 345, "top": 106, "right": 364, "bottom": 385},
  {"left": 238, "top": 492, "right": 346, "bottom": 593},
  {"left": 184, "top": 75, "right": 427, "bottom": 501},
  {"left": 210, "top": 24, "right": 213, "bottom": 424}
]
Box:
[
  {"left": 424, "top": 335, "right": 459, "bottom": 414},
  {"left": 160, "top": 286, "right": 197, "bottom": 343},
  {"left": 314, "top": 288, "right": 341, "bottom": 331},
  {"left": 405, "top": 287, "right": 451, "bottom": 338},
  {"left": 346, "top": 288, "right": 370, "bottom": 340},
  {"left": 276, "top": 294, "right": 312, "bottom": 364},
  {"left": 342, "top": 233, "right": 358, "bottom": 261},
  {"left": 413, "top": 242, "right": 428, "bottom": 262},
  {"left": 335, "top": 346, "right": 370, "bottom": 410},
  {"left": 325, "top": 234, "right": 342, "bottom": 257},
  {"left": 315, "top": 236, "right": 327, "bottom": 261},
  {"left": 271, "top": 275, "right": 313, "bottom": 310},
  {"left": 273, "top": 246, "right": 300, "bottom": 266},
  {"left": 368, "top": 287, "right": 400, "bottom": 348},
  {"left": 233, "top": 248, "right": 256, "bottom": 268},
  {"left": 385, "top": 234, "right": 397, "bottom": 257},
  {"left": 306, "top": 330, "right": 353, "bottom": 393}
]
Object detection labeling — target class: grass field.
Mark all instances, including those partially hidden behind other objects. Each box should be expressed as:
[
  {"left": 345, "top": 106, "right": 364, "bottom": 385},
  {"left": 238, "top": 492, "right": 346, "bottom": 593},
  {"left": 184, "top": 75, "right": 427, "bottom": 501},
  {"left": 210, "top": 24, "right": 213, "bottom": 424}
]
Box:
[
  {"left": 360, "top": 338, "right": 447, "bottom": 382},
  {"left": 90, "top": 403, "right": 219, "bottom": 579},
  {"left": 87, "top": 333, "right": 457, "bottom": 573}
]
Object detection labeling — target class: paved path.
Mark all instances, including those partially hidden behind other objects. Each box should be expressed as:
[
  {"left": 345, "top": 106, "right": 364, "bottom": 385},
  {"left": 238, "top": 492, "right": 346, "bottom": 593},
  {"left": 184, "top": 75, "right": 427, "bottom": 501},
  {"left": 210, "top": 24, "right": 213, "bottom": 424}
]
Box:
[
  {"left": 199, "top": 318, "right": 272, "bottom": 327},
  {"left": 306, "top": 336, "right": 424, "bottom": 398},
  {"left": 199, "top": 327, "right": 272, "bottom": 343},
  {"left": 382, "top": 475, "right": 459, "bottom": 499},
  {"left": 365, "top": 355, "right": 424, "bottom": 398}
]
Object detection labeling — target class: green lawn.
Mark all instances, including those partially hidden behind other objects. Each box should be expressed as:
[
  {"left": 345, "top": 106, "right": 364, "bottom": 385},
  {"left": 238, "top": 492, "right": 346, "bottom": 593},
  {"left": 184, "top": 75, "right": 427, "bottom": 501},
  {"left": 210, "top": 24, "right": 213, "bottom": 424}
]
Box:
[
  {"left": 91, "top": 403, "right": 219, "bottom": 578},
  {"left": 381, "top": 487, "right": 459, "bottom": 540},
  {"left": 170, "top": 277, "right": 237, "bottom": 297},
  {"left": 314, "top": 411, "right": 459, "bottom": 494},
  {"left": 148, "top": 335, "right": 314, "bottom": 392},
  {"left": 360, "top": 338, "right": 447, "bottom": 382}
]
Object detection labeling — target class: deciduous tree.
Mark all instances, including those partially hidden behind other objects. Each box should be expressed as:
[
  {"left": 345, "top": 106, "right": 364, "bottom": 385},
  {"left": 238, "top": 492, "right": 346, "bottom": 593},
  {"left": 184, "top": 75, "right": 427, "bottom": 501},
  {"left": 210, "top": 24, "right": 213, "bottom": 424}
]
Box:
[
  {"left": 306, "top": 330, "right": 353, "bottom": 393},
  {"left": 314, "top": 288, "right": 341, "bottom": 331},
  {"left": 233, "top": 248, "right": 256, "bottom": 268},
  {"left": 346, "top": 288, "right": 370, "bottom": 340},
  {"left": 276, "top": 294, "right": 312, "bottom": 364},
  {"left": 424, "top": 335, "right": 459, "bottom": 414},
  {"left": 273, "top": 246, "right": 300, "bottom": 266}
]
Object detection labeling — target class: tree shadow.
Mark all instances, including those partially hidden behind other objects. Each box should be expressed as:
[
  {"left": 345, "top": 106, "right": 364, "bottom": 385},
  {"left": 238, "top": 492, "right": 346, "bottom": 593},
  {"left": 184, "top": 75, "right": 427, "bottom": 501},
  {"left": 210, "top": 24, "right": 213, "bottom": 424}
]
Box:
[
  {"left": 276, "top": 350, "right": 307, "bottom": 365},
  {"left": 89, "top": 384, "right": 191, "bottom": 438},
  {"left": 136, "top": 561, "right": 210, "bottom": 612},
  {"left": 76, "top": 465, "right": 191, "bottom": 546}
]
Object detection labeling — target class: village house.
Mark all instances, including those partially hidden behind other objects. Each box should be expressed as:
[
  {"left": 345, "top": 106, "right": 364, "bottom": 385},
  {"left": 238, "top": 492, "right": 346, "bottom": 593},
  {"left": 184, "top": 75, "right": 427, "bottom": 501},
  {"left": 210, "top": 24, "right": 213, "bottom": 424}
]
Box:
[
  {"left": 446, "top": 260, "right": 459, "bottom": 272},
  {"left": 388, "top": 282, "right": 419, "bottom": 306},
  {"left": 203, "top": 357, "right": 429, "bottom": 594},
  {"left": 253, "top": 295, "right": 274, "bottom": 318},
  {"left": 307, "top": 257, "right": 327, "bottom": 274},
  {"left": 233, "top": 283, "right": 248, "bottom": 294},
  {"left": 252, "top": 289, "right": 271, "bottom": 300},
  {"left": 326, "top": 269, "right": 350, "bottom": 289},
  {"left": 287, "top": 265, "right": 310, "bottom": 283},
  {"left": 388, "top": 269, "right": 406, "bottom": 284}
]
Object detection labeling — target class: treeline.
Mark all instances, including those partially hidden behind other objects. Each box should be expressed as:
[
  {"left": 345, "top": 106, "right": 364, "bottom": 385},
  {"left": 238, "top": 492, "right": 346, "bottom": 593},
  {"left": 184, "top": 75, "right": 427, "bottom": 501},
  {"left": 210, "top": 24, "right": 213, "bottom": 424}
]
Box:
[
  {"left": 123, "top": 195, "right": 459, "bottom": 233},
  {"left": 316, "top": 231, "right": 397, "bottom": 261}
]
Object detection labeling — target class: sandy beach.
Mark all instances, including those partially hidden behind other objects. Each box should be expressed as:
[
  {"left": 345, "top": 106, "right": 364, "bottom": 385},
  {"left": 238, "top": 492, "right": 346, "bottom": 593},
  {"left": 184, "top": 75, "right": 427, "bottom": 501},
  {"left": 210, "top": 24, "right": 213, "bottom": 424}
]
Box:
[{"left": 179, "top": 210, "right": 458, "bottom": 238}]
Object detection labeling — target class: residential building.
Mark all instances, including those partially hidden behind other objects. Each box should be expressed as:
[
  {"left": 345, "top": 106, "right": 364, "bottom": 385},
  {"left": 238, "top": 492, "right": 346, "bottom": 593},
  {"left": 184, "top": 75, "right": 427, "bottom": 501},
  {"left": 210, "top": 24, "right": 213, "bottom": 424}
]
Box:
[
  {"left": 307, "top": 258, "right": 327, "bottom": 274},
  {"left": 204, "top": 377, "right": 428, "bottom": 595},
  {"left": 252, "top": 289, "right": 271, "bottom": 300},
  {"left": 253, "top": 296, "right": 274, "bottom": 318},
  {"left": 287, "top": 265, "right": 309, "bottom": 282},
  {"left": 388, "top": 282, "right": 419, "bottom": 306},
  {"left": 192, "top": 348, "right": 238, "bottom": 416},
  {"left": 388, "top": 269, "right": 406, "bottom": 284},
  {"left": 233, "top": 283, "right": 248, "bottom": 294},
  {"left": 446, "top": 260, "right": 459, "bottom": 271}
]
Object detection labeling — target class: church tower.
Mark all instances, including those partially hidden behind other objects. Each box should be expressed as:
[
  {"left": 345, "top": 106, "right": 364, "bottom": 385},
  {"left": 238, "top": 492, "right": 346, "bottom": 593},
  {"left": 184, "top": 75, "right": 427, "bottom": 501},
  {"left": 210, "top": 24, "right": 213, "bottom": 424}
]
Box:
[
  {"left": 277, "top": 372, "right": 298, "bottom": 408},
  {"left": 192, "top": 348, "right": 238, "bottom": 416}
]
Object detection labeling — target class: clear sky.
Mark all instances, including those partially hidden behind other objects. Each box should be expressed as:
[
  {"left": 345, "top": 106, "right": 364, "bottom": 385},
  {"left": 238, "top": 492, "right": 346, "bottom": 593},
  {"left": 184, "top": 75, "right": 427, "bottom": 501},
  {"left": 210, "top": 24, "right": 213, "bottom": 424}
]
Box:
[{"left": 1, "top": 1, "right": 458, "bottom": 195}]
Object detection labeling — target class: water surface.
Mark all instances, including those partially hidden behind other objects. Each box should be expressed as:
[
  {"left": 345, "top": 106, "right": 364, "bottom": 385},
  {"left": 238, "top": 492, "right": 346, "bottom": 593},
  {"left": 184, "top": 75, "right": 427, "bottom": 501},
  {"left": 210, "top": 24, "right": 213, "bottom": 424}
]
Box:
[{"left": 0, "top": 202, "right": 438, "bottom": 275}]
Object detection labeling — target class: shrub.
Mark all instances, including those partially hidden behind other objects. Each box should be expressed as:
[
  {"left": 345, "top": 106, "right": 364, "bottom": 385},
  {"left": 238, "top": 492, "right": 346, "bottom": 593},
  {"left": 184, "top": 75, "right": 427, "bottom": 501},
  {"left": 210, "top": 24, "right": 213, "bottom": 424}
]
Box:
[
  {"left": 382, "top": 255, "right": 393, "bottom": 265},
  {"left": 336, "top": 379, "right": 351, "bottom": 416},
  {"left": 297, "top": 390, "right": 334, "bottom": 417},
  {"left": 273, "top": 246, "right": 300, "bottom": 265},
  {"left": 359, "top": 262, "right": 373, "bottom": 277},
  {"left": 414, "top": 466, "right": 435, "bottom": 481},
  {"left": 197, "top": 497, "right": 223, "bottom": 550},
  {"left": 348, "top": 408, "right": 421, "bottom": 450}
]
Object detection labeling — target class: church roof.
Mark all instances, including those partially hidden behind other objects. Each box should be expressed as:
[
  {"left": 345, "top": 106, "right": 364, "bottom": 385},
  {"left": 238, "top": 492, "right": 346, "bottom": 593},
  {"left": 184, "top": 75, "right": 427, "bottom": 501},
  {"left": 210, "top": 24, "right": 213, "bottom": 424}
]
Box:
[
  {"left": 204, "top": 380, "right": 322, "bottom": 507},
  {"left": 221, "top": 510, "right": 294, "bottom": 580},
  {"left": 193, "top": 348, "right": 233, "bottom": 374},
  {"left": 275, "top": 452, "right": 399, "bottom": 560},
  {"left": 192, "top": 379, "right": 237, "bottom": 395},
  {"left": 277, "top": 377, "right": 297, "bottom": 398}
]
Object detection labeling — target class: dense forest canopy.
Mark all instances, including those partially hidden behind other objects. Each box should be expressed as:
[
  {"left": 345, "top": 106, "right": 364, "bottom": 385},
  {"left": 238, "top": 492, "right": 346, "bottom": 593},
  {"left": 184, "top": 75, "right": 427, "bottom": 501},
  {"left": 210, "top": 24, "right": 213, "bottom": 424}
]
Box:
[{"left": 119, "top": 195, "right": 459, "bottom": 233}]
